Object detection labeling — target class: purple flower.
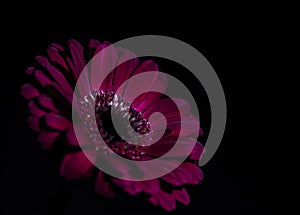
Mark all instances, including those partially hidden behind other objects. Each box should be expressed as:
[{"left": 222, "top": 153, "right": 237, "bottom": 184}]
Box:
[{"left": 21, "top": 39, "right": 204, "bottom": 211}]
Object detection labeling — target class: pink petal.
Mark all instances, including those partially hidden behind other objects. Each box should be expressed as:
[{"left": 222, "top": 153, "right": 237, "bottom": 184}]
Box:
[
  {"left": 68, "top": 39, "right": 86, "bottom": 77},
  {"left": 47, "top": 44, "right": 68, "bottom": 71},
  {"left": 189, "top": 142, "right": 204, "bottom": 160},
  {"left": 173, "top": 188, "right": 190, "bottom": 205},
  {"left": 140, "top": 179, "right": 160, "bottom": 194},
  {"left": 112, "top": 179, "right": 142, "bottom": 195},
  {"left": 33, "top": 69, "right": 71, "bottom": 101},
  {"left": 38, "top": 131, "right": 60, "bottom": 149},
  {"left": 66, "top": 56, "right": 77, "bottom": 79},
  {"left": 27, "top": 116, "right": 40, "bottom": 131},
  {"left": 121, "top": 60, "right": 167, "bottom": 112},
  {"left": 132, "top": 59, "right": 158, "bottom": 76},
  {"left": 180, "top": 162, "right": 204, "bottom": 183},
  {"left": 159, "top": 191, "right": 176, "bottom": 211},
  {"left": 89, "top": 38, "right": 101, "bottom": 58},
  {"left": 99, "top": 71, "right": 114, "bottom": 91},
  {"left": 36, "top": 95, "right": 56, "bottom": 111},
  {"left": 48, "top": 82, "right": 73, "bottom": 104},
  {"left": 36, "top": 56, "right": 73, "bottom": 95},
  {"left": 65, "top": 127, "right": 79, "bottom": 147},
  {"left": 146, "top": 137, "right": 197, "bottom": 158},
  {"left": 90, "top": 42, "right": 118, "bottom": 90},
  {"left": 149, "top": 195, "right": 158, "bottom": 206},
  {"left": 134, "top": 81, "right": 166, "bottom": 113},
  {"left": 34, "top": 70, "right": 52, "bottom": 87},
  {"left": 162, "top": 171, "right": 182, "bottom": 186},
  {"left": 198, "top": 127, "right": 204, "bottom": 136},
  {"left": 99, "top": 152, "right": 130, "bottom": 177},
  {"left": 94, "top": 172, "right": 115, "bottom": 198},
  {"left": 60, "top": 150, "right": 95, "bottom": 180},
  {"left": 145, "top": 136, "right": 175, "bottom": 157},
  {"left": 167, "top": 116, "right": 199, "bottom": 136},
  {"left": 112, "top": 47, "right": 139, "bottom": 91},
  {"left": 150, "top": 114, "right": 200, "bottom": 137},
  {"left": 136, "top": 159, "right": 181, "bottom": 182},
  {"left": 45, "top": 114, "right": 72, "bottom": 131},
  {"left": 89, "top": 39, "right": 101, "bottom": 50},
  {"left": 126, "top": 179, "right": 159, "bottom": 194},
  {"left": 172, "top": 165, "right": 192, "bottom": 184},
  {"left": 133, "top": 91, "right": 164, "bottom": 113},
  {"left": 49, "top": 43, "right": 64, "bottom": 52},
  {"left": 171, "top": 98, "right": 191, "bottom": 115},
  {"left": 21, "top": 84, "right": 39, "bottom": 100},
  {"left": 143, "top": 97, "right": 191, "bottom": 119},
  {"left": 28, "top": 101, "right": 46, "bottom": 117},
  {"left": 25, "top": 67, "right": 35, "bottom": 74},
  {"left": 120, "top": 60, "right": 157, "bottom": 94},
  {"left": 68, "top": 39, "right": 91, "bottom": 94},
  {"left": 66, "top": 125, "right": 90, "bottom": 147}
]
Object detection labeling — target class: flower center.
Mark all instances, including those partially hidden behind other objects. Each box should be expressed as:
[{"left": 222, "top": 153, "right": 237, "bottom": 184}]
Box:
[{"left": 80, "top": 90, "right": 152, "bottom": 160}]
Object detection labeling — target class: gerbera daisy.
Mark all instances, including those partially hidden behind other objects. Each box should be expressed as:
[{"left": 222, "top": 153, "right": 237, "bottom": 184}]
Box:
[{"left": 21, "top": 39, "right": 204, "bottom": 211}]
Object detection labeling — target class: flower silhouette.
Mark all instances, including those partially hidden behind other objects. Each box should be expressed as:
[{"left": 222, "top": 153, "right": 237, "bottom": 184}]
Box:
[{"left": 21, "top": 39, "right": 204, "bottom": 211}]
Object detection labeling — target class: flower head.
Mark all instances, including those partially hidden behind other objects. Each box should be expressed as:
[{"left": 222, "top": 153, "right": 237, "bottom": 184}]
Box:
[{"left": 21, "top": 39, "right": 204, "bottom": 211}]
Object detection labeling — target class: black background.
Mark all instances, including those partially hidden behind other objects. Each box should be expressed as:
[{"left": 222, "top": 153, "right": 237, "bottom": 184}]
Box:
[{"left": 2, "top": 3, "right": 290, "bottom": 215}]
